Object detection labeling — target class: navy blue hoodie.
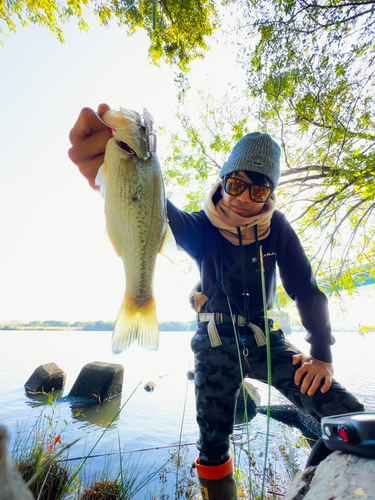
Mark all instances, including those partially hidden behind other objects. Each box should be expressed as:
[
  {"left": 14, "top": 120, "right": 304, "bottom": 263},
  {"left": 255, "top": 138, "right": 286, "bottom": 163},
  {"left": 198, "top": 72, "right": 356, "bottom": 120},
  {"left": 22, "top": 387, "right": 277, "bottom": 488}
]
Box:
[{"left": 167, "top": 197, "right": 335, "bottom": 363}]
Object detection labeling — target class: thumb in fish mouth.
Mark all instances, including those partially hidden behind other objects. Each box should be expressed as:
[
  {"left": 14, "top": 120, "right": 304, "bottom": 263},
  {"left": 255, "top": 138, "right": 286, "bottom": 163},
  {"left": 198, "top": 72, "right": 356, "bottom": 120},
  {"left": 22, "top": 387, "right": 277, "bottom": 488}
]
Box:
[
  {"left": 98, "top": 107, "right": 140, "bottom": 130},
  {"left": 97, "top": 103, "right": 111, "bottom": 116}
]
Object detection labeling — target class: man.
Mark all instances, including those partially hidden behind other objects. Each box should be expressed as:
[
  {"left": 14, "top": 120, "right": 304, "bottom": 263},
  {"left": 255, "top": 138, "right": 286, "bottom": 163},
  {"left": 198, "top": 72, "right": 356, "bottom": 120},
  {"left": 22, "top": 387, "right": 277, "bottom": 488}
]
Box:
[{"left": 69, "top": 104, "right": 364, "bottom": 500}]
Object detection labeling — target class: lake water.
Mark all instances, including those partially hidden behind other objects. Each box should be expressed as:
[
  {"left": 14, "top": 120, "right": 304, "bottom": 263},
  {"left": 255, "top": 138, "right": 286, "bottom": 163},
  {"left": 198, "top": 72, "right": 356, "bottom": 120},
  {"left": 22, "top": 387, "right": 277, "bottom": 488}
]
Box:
[{"left": 1, "top": 330, "right": 374, "bottom": 498}]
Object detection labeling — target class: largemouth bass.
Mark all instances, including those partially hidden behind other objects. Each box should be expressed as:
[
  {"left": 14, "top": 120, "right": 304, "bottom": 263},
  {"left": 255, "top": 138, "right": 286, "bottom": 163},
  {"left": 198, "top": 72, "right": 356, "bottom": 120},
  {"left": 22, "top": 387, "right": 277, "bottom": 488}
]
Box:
[{"left": 96, "top": 107, "right": 176, "bottom": 353}]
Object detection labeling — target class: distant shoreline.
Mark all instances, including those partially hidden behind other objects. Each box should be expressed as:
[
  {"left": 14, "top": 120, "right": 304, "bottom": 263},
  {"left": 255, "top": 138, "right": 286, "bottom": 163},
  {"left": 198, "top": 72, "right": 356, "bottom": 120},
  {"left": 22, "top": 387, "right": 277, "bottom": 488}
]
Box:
[
  {"left": 0, "top": 326, "right": 82, "bottom": 331},
  {"left": 0, "top": 320, "right": 198, "bottom": 332},
  {"left": 0, "top": 320, "right": 365, "bottom": 333}
]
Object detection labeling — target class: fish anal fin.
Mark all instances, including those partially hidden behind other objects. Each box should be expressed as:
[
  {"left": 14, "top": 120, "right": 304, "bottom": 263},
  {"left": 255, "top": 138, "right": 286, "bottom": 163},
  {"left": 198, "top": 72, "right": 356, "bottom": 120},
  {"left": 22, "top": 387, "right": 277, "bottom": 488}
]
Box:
[
  {"left": 111, "top": 297, "right": 159, "bottom": 353},
  {"left": 158, "top": 224, "right": 177, "bottom": 263}
]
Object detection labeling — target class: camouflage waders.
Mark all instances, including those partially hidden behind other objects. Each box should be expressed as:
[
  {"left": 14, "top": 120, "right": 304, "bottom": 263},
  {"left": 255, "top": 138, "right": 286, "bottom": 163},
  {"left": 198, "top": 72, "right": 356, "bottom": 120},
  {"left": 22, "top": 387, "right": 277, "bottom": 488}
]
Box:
[{"left": 192, "top": 323, "right": 365, "bottom": 465}]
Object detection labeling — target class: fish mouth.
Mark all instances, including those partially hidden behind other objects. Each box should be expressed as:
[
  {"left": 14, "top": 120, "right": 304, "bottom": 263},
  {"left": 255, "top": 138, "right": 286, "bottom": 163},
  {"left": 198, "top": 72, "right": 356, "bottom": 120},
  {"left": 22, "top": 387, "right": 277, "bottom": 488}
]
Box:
[{"left": 116, "top": 140, "right": 137, "bottom": 156}]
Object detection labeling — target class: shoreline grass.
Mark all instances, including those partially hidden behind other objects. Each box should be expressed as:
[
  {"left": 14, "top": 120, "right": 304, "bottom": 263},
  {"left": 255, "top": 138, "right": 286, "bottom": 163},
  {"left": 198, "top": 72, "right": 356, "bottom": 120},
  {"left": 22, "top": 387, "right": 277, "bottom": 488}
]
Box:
[
  {"left": 12, "top": 427, "right": 298, "bottom": 500},
  {"left": 9, "top": 389, "right": 306, "bottom": 499}
]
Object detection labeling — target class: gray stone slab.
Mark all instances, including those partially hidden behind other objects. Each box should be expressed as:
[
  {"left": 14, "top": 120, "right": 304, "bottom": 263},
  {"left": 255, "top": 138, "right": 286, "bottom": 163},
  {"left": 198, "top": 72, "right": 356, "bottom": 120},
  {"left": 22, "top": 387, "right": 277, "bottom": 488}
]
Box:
[
  {"left": 285, "top": 451, "right": 375, "bottom": 500},
  {"left": 69, "top": 361, "right": 124, "bottom": 402},
  {"left": 237, "top": 379, "right": 261, "bottom": 412},
  {"left": 0, "top": 426, "right": 35, "bottom": 500},
  {"left": 304, "top": 451, "right": 375, "bottom": 500},
  {"left": 24, "top": 363, "right": 66, "bottom": 393},
  {"left": 283, "top": 467, "right": 316, "bottom": 500}
]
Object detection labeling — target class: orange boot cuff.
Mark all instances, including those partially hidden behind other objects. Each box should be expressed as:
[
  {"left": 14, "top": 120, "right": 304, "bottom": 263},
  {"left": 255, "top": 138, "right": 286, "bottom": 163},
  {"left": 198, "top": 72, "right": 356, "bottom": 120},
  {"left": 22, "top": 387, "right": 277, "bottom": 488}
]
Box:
[{"left": 195, "top": 456, "right": 233, "bottom": 480}]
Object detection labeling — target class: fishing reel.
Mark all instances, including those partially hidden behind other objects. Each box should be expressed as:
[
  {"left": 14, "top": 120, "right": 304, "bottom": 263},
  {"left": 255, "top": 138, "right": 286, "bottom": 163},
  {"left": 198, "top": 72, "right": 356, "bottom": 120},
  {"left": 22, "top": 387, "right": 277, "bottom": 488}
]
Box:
[{"left": 306, "top": 412, "right": 375, "bottom": 467}]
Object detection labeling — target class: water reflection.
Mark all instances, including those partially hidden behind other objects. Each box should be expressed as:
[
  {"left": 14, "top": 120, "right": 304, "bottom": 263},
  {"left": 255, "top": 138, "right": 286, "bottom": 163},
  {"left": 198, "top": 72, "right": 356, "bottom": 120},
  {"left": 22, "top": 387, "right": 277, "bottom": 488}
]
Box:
[
  {"left": 70, "top": 396, "right": 121, "bottom": 428},
  {"left": 25, "top": 388, "right": 64, "bottom": 407},
  {"left": 24, "top": 388, "right": 121, "bottom": 428},
  {"left": 234, "top": 408, "right": 257, "bottom": 425}
]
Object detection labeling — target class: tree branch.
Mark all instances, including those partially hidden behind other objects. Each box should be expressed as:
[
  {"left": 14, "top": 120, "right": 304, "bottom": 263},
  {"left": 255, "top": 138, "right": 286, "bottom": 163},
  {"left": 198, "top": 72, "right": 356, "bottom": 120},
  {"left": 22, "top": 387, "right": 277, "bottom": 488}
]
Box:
[
  {"left": 278, "top": 173, "right": 328, "bottom": 186},
  {"left": 280, "top": 165, "right": 332, "bottom": 177},
  {"left": 299, "top": 0, "right": 375, "bottom": 9},
  {"left": 297, "top": 115, "right": 375, "bottom": 142},
  {"left": 313, "top": 197, "right": 370, "bottom": 269}
]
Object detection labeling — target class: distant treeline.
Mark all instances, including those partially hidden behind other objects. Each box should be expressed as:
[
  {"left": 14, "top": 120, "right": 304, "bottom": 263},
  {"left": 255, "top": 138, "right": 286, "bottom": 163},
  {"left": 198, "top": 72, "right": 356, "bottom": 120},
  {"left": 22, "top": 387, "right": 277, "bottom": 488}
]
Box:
[
  {"left": 0, "top": 319, "right": 198, "bottom": 331},
  {"left": 0, "top": 319, "right": 362, "bottom": 333}
]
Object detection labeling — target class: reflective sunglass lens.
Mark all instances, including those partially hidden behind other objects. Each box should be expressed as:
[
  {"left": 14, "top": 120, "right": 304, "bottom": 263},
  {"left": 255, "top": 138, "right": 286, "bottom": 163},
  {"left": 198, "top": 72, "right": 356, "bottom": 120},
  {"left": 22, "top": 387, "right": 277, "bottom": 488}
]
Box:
[
  {"left": 225, "top": 178, "right": 246, "bottom": 196},
  {"left": 251, "top": 185, "right": 271, "bottom": 202},
  {"left": 224, "top": 177, "right": 271, "bottom": 202}
]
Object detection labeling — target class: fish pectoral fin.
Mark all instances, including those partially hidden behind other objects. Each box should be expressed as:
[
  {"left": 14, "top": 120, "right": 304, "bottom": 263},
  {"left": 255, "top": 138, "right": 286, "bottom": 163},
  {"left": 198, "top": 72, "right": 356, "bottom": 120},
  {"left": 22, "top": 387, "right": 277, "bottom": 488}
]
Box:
[
  {"left": 95, "top": 161, "right": 108, "bottom": 198},
  {"left": 158, "top": 224, "right": 177, "bottom": 263}
]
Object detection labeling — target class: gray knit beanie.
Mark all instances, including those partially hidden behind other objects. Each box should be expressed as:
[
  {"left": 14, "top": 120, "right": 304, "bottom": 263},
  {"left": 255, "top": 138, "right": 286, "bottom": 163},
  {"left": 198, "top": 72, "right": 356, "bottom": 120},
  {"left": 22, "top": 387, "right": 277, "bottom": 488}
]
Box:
[{"left": 220, "top": 132, "right": 281, "bottom": 189}]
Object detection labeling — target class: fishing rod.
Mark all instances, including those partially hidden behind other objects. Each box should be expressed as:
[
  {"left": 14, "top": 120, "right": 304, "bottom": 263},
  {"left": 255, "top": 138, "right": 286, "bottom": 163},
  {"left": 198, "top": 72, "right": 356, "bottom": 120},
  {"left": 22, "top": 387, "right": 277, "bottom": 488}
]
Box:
[
  {"left": 260, "top": 245, "right": 272, "bottom": 499},
  {"left": 176, "top": 362, "right": 191, "bottom": 497},
  {"left": 58, "top": 441, "right": 198, "bottom": 463},
  {"left": 59, "top": 373, "right": 192, "bottom": 465},
  {"left": 227, "top": 295, "right": 254, "bottom": 493}
]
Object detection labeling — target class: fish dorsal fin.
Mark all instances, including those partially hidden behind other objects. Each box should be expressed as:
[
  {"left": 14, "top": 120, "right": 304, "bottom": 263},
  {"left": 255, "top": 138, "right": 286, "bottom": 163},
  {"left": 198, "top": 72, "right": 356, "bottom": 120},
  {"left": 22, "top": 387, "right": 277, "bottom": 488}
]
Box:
[
  {"left": 95, "top": 162, "right": 107, "bottom": 198},
  {"left": 158, "top": 224, "right": 177, "bottom": 263}
]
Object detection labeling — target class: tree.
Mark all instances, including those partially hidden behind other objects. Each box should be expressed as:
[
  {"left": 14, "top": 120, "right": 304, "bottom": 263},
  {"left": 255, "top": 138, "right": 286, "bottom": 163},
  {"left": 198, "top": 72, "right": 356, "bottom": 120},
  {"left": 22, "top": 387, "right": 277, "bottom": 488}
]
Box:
[
  {"left": 163, "top": 85, "right": 254, "bottom": 210},
  {"left": 0, "top": 0, "right": 219, "bottom": 70},
  {"left": 164, "top": 0, "right": 375, "bottom": 292},
  {"left": 235, "top": 0, "right": 375, "bottom": 289}
]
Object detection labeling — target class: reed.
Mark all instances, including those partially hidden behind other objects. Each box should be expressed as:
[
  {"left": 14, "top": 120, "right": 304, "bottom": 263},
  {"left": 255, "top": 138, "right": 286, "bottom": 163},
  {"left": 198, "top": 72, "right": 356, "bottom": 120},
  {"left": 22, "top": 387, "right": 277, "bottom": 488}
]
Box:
[
  {"left": 12, "top": 393, "right": 80, "bottom": 500},
  {"left": 11, "top": 383, "right": 160, "bottom": 500},
  {"left": 11, "top": 385, "right": 305, "bottom": 499}
]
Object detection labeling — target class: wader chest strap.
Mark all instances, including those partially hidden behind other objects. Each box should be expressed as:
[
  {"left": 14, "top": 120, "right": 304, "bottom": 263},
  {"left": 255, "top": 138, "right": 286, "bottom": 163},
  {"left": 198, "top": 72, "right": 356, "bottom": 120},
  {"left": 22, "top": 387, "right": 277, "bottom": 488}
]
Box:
[{"left": 207, "top": 317, "right": 222, "bottom": 348}]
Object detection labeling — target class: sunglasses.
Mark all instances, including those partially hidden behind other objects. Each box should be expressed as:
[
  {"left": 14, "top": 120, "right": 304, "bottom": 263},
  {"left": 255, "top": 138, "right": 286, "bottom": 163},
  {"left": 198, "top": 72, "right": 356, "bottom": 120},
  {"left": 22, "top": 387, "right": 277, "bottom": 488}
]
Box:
[{"left": 223, "top": 177, "right": 273, "bottom": 203}]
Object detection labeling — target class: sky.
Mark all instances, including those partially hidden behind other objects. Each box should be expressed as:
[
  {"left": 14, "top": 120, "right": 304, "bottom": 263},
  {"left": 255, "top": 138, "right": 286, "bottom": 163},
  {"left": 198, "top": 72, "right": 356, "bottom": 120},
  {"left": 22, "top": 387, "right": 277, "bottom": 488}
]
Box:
[
  {"left": 0, "top": 10, "right": 374, "bottom": 327},
  {"left": 0, "top": 10, "right": 246, "bottom": 323}
]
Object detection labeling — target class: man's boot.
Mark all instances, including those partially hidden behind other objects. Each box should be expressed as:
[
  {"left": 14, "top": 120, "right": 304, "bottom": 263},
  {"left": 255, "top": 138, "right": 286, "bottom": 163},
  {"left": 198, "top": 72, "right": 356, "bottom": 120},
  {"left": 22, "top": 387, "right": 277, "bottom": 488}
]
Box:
[{"left": 195, "top": 456, "right": 237, "bottom": 500}]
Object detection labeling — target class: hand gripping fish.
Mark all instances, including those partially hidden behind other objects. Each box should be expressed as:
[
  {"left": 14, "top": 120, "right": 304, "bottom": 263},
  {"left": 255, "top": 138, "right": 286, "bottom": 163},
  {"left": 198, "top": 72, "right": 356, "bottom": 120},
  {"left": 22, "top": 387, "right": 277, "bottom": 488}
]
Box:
[{"left": 95, "top": 107, "right": 176, "bottom": 353}]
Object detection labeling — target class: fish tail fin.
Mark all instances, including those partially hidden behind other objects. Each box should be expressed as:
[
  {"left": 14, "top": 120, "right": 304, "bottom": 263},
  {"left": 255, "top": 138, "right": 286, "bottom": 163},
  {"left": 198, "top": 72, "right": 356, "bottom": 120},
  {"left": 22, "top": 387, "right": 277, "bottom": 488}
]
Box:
[{"left": 111, "top": 297, "right": 159, "bottom": 353}]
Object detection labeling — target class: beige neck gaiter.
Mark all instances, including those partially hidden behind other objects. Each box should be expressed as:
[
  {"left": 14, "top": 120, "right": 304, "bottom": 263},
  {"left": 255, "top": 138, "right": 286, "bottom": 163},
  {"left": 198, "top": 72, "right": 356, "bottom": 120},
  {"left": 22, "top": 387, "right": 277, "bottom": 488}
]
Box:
[{"left": 203, "top": 181, "right": 276, "bottom": 245}]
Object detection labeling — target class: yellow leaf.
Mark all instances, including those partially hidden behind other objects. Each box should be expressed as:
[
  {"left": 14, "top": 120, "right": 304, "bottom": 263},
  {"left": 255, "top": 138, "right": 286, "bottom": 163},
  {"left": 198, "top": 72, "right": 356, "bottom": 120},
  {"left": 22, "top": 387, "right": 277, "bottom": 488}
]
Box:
[{"left": 353, "top": 487, "right": 367, "bottom": 497}]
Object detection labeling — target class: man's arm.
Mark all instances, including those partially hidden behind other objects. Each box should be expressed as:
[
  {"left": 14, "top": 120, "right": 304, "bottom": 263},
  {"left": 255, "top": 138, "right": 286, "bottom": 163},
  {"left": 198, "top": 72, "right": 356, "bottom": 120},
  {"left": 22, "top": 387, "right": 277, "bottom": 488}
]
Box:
[
  {"left": 68, "top": 104, "right": 112, "bottom": 188},
  {"left": 275, "top": 213, "right": 335, "bottom": 396},
  {"left": 68, "top": 104, "right": 206, "bottom": 260}
]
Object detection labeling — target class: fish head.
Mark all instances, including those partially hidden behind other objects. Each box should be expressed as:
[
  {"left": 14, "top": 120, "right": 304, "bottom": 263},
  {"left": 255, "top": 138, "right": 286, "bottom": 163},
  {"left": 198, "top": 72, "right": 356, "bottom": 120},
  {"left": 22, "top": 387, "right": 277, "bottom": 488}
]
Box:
[{"left": 100, "top": 107, "right": 156, "bottom": 161}]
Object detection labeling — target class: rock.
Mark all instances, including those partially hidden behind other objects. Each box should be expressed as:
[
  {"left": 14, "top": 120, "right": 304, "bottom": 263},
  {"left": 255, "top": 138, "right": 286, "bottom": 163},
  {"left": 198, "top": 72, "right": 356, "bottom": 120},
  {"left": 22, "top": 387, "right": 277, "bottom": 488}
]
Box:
[
  {"left": 285, "top": 451, "right": 375, "bottom": 499},
  {"left": 144, "top": 382, "right": 156, "bottom": 392},
  {"left": 304, "top": 451, "right": 375, "bottom": 499},
  {"left": 236, "top": 379, "right": 261, "bottom": 412},
  {"left": 0, "top": 426, "right": 35, "bottom": 500},
  {"left": 69, "top": 362, "right": 124, "bottom": 402},
  {"left": 24, "top": 363, "right": 66, "bottom": 393},
  {"left": 186, "top": 370, "right": 194, "bottom": 380},
  {"left": 283, "top": 467, "right": 316, "bottom": 500}
]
